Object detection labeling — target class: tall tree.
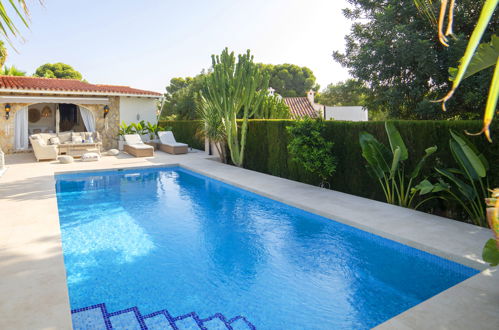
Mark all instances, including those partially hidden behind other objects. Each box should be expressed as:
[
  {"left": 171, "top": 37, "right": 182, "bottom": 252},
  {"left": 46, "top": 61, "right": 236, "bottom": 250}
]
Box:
[
  {"left": 333, "top": 0, "right": 497, "bottom": 119},
  {"left": 160, "top": 73, "right": 206, "bottom": 120},
  {"left": 34, "top": 63, "right": 83, "bottom": 80},
  {"left": 258, "top": 63, "right": 319, "bottom": 97},
  {"left": 317, "top": 79, "right": 367, "bottom": 106}
]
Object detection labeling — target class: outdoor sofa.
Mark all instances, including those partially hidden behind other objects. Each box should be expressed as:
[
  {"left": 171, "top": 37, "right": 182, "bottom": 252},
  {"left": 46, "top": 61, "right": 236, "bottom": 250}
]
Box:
[
  {"left": 29, "top": 131, "right": 102, "bottom": 161},
  {"left": 124, "top": 134, "right": 154, "bottom": 157},
  {"left": 158, "top": 131, "right": 188, "bottom": 155}
]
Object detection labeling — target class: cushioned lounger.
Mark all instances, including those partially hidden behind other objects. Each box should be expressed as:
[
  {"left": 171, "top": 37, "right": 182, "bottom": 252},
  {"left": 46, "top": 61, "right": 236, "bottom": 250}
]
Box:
[
  {"left": 158, "top": 131, "right": 188, "bottom": 155},
  {"left": 123, "top": 134, "right": 154, "bottom": 157}
]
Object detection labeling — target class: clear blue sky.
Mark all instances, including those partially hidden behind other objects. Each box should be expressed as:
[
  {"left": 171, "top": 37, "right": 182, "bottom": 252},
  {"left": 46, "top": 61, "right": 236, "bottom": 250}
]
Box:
[{"left": 6, "top": 0, "right": 352, "bottom": 93}]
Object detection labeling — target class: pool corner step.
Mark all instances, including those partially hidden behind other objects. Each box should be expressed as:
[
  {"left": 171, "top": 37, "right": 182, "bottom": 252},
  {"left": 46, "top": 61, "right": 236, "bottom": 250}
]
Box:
[{"left": 71, "top": 303, "right": 256, "bottom": 330}]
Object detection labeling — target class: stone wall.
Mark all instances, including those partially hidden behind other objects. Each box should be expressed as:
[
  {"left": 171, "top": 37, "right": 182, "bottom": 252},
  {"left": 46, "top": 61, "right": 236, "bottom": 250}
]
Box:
[{"left": 0, "top": 94, "right": 120, "bottom": 153}]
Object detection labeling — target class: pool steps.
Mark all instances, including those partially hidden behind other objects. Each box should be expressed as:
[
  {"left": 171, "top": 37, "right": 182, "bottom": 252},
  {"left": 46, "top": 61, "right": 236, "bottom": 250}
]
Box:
[{"left": 71, "top": 303, "right": 256, "bottom": 329}]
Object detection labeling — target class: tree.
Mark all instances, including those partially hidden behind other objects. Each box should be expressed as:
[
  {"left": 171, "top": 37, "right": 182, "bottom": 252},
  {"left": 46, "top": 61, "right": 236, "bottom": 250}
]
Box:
[
  {"left": 33, "top": 63, "right": 83, "bottom": 80},
  {"left": 333, "top": 0, "right": 498, "bottom": 120},
  {"left": 258, "top": 63, "right": 319, "bottom": 97},
  {"left": 253, "top": 94, "right": 291, "bottom": 119},
  {"left": 201, "top": 48, "right": 269, "bottom": 167},
  {"left": 1, "top": 64, "right": 25, "bottom": 76},
  {"left": 316, "top": 79, "right": 367, "bottom": 106},
  {"left": 160, "top": 73, "right": 206, "bottom": 120}
]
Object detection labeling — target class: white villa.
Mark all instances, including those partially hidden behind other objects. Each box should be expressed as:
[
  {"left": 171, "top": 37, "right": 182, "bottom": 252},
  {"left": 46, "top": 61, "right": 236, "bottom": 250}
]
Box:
[{"left": 0, "top": 76, "right": 161, "bottom": 153}]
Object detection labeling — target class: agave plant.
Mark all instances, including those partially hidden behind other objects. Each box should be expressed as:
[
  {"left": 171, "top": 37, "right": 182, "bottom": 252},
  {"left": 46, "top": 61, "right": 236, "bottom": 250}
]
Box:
[
  {"left": 417, "top": 130, "right": 489, "bottom": 226},
  {"left": 414, "top": 0, "right": 498, "bottom": 142},
  {"left": 359, "top": 122, "right": 438, "bottom": 208}
]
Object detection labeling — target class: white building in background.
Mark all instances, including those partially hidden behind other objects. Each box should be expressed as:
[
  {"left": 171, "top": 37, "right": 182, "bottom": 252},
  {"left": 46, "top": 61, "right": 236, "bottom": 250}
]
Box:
[{"left": 324, "top": 106, "right": 368, "bottom": 121}]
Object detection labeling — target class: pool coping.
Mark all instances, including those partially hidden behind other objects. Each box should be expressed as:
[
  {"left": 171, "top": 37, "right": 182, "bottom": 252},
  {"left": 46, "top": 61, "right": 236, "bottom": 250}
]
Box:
[{"left": 1, "top": 151, "right": 498, "bottom": 329}]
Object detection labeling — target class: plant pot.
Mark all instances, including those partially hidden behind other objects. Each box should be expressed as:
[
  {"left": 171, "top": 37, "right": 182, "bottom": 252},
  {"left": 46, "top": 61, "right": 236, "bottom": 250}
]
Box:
[{"left": 118, "top": 140, "right": 125, "bottom": 151}]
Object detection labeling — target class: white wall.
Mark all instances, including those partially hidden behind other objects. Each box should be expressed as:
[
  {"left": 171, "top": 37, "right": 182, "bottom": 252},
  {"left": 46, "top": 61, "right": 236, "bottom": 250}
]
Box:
[
  {"left": 119, "top": 97, "right": 158, "bottom": 124},
  {"left": 324, "top": 106, "right": 368, "bottom": 121}
]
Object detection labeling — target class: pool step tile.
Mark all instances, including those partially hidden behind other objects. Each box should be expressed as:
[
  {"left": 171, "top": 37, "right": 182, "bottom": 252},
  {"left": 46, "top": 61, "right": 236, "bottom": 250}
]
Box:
[
  {"left": 71, "top": 303, "right": 256, "bottom": 329},
  {"left": 109, "top": 309, "right": 145, "bottom": 330}
]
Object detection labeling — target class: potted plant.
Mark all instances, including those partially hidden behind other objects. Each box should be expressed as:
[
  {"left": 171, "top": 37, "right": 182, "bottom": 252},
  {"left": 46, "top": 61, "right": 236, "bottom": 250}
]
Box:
[
  {"left": 146, "top": 122, "right": 160, "bottom": 141},
  {"left": 130, "top": 121, "right": 149, "bottom": 142}
]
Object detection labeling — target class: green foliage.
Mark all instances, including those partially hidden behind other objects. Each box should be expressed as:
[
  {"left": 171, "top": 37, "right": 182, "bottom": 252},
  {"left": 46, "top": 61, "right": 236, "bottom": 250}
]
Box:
[
  {"left": 158, "top": 120, "right": 204, "bottom": 150},
  {"left": 450, "top": 34, "right": 499, "bottom": 81},
  {"left": 1, "top": 64, "right": 25, "bottom": 76},
  {"left": 160, "top": 73, "right": 207, "bottom": 120},
  {"left": 316, "top": 79, "right": 367, "bottom": 106},
  {"left": 33, "top": 62, "right": 83, "bottom": 80},
  {"left": 253, "top": 94, "right": 291, "bottom": 119},
  {"left": 482, "top": 239, "right": 499, "bottom": 266},
  {"left": 257, "top": 63, "right": 319, "bottom": 97},
  {"left": 242, "top": 120, "right": 499, "bottom": 223},
  {"left": 164, "top": 119, "right": 499, "bottom": 224},
  {"left": 118, "top": 121, "right": 134, "bottom": 137},
  {"left": 0, "top": 0, "right": 29, "bottom": 42},
  {"left": 418, "top": 130, "right": 490, "bottom": 226},
  {"left": 287, "top": 118, "right": 336, "bottom": 186},
  {"left": 201, "top": 48, "right": 269, "bottom": 167},
  {"left": 129, "top": 120, "right": 148, "bottom": 135},
  {"left": 359, "top": 122, "right": 437, "bottom": 208},
  {"left": 334, "top": 0, "right": 498, "bottom": 119},
  {"left": 145, "top": 122, "right": 163, "bottom": 140},
  {"left": 197, "top": 95, "right": 227, "bottom": 162},
  {"left": 0, "top": 40, "right": 6, "bottom": 67}
]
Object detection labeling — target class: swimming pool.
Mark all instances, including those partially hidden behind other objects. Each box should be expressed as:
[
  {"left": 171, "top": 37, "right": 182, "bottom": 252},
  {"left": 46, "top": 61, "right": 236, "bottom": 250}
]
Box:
[{"left": 55, "top": 166, "right": 478, "bottom": 329}]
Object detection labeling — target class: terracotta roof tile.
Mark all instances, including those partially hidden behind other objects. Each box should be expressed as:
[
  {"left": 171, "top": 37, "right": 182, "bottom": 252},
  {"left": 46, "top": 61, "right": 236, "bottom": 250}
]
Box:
[
  {"left": 283, "top": 97, "right": 319, "bottom": 118},
  {"left": 0, "top": 76, "right": 161, "bottom": 96}
]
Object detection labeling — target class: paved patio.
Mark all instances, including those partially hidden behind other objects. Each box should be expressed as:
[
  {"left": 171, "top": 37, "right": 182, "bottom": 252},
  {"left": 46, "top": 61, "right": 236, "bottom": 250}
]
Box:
[{"left": 0, "top": 150, "right": 497, "bottom": 329}]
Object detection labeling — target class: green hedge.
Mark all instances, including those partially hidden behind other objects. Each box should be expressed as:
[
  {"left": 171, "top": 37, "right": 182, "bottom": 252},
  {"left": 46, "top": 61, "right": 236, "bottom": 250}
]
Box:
[
  {"left": 158, "top": 120, "right": 204, "bottom": 150},
  {"left": 244, "top": 120, "right": 499, "bottom": 219},
  {"left": 160, "top": 119, "right": 499, "bottom": 221}
]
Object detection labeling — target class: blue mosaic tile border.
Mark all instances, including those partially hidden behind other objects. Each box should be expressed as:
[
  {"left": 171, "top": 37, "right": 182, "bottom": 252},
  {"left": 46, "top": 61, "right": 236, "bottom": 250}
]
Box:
[{"left": 71, "top": 303, "right": 256, "bottom": 330}]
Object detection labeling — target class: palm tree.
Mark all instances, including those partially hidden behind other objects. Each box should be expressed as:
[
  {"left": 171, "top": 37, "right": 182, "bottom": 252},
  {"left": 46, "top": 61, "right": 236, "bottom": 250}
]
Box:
[
  {"left": 1, "top": 64, "right": 25, "bottom": 76},
  {"left": 0, "top": 0, "right": 31, "bottom": 41}
]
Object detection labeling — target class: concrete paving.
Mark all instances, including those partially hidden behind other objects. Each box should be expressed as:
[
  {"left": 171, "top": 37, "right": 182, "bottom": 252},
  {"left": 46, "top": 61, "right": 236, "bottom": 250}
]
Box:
[{"left": 0, "top": 150, "right": 497, "bottom": 329}]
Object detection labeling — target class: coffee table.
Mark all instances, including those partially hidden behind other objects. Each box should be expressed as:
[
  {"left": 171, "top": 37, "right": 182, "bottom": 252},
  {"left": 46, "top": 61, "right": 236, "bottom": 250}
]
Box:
[{"left": 59, "top": 143, "right": 101, "bottom": 158}]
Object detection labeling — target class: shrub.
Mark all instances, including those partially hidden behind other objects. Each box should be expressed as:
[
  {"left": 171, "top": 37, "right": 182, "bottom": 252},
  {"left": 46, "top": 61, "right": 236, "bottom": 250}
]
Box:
[{"left": 287, "top": 118, "right": 336, "bottom": 187}]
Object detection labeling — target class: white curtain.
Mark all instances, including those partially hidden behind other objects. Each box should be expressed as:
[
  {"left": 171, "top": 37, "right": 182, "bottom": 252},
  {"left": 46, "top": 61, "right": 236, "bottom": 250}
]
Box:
[
  {"left": 79, "top": 106, "right": 96, "bottom": 132},
  {"left": 14, "top": 107, "right": 29, "bottom": 150}
]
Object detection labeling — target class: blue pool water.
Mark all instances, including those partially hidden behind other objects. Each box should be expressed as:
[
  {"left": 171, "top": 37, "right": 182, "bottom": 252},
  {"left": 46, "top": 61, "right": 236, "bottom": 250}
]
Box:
[{"left": 55, "top": 167, "right": 478, "bottom": 329}]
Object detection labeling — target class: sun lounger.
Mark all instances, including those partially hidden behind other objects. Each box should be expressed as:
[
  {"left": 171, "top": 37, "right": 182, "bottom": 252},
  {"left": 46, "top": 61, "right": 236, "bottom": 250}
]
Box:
[
  {"left": 158, "top": 131, "right": 188, "bottom": 155},
  {"left": 124, "top": 134, "right": 154, "bottom": 157}
]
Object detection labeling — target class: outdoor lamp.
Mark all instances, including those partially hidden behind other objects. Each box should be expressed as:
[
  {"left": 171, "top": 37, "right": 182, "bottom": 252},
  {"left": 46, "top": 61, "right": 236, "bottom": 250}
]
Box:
[
  {"left": 103, "top": 105, "right": 110, "bottom": 118},
  {"left": 5, "top": 103, "right": 11, "bottom": 120}
]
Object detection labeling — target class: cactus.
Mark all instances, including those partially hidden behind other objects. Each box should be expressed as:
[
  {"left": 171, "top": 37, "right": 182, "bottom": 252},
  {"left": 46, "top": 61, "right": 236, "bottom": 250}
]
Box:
[{"left": 201, "top": 48, "right": 269, "bottom": 167}]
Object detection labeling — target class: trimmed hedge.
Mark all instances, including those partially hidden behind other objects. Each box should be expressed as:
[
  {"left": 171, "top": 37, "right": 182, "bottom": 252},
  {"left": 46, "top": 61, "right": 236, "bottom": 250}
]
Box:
[
  {"left": 160, "top": 119, "right": 499, "bottom": 221},
  {"left": 158, "top": 120, "right": 204, "bottom": 150},
  {"left": 244, "top": 120, "right": 499, "bottom": 219}
]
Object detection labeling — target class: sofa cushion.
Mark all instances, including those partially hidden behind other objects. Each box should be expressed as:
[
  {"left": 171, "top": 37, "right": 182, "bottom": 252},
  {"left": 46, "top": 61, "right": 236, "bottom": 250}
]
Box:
[
  {"left": 58, "top": 132, "right": 72, "bottom": 143},
  {"left": 72, "top": 135, "right": 83, "bottom": 144},
  {"left": 49, "top": 137, "right": 60, "bottom": 145}
]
